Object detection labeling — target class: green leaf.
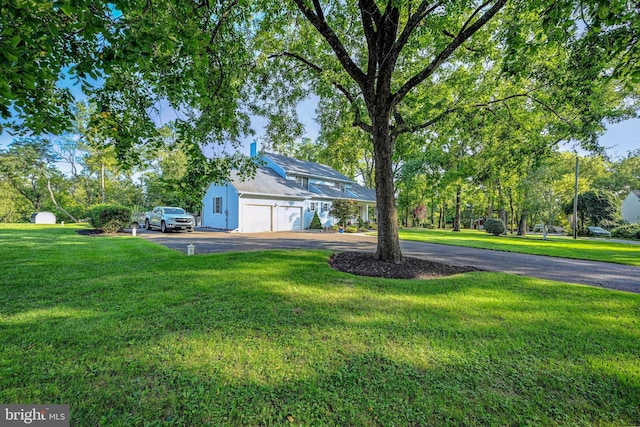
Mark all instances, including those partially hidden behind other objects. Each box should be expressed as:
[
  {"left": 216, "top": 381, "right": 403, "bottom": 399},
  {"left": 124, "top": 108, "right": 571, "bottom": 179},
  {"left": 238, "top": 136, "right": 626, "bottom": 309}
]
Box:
[
  {"left": 59, "top": 3, "right": 72, "bottom": 17},
  {"left": 2, "top": 50, "right": 19, "bottom": 62}
]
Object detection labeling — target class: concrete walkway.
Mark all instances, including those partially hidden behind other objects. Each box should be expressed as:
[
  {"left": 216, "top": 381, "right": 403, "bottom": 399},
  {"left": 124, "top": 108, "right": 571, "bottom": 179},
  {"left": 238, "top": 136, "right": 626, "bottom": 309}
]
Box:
[{"left": 138, "top": 228, "right": 640, "bottom": 294}]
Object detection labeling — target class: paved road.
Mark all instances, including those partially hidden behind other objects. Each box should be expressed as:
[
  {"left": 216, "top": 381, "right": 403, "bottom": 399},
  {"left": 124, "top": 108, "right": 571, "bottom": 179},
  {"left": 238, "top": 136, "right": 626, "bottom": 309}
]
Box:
[{"left": 137, "top": 228, "right": 640, "bottom": 294}]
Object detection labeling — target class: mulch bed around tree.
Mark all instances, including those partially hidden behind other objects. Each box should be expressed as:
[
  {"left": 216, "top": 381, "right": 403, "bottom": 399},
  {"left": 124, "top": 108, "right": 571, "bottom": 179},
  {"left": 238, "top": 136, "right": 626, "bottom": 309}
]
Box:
[{"left": 329, "top": 251, "right": 482, "bottom": 279}]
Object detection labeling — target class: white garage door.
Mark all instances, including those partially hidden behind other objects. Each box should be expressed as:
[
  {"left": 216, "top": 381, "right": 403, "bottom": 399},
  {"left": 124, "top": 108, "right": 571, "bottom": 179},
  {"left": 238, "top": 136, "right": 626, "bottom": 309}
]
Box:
[
  {"left": 276, "top": 206, "right": 302, "bottom": 231},
  {"left": 243, "top": 205, "right": 272, "bottom": 232}
]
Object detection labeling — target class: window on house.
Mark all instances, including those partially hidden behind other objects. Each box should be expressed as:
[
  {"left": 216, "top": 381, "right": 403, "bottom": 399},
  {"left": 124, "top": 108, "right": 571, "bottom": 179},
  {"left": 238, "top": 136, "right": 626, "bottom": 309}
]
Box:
[
  {"left": 338, "top": 183, "right": 346, "bottom": 192},
  {"left": 322, "top": 203, "right": 329, "bottom": 212},
  {"left": 296, "top": 176, "right": 309, "bottom": 188},
  {"left": 214, "top": 197, "right": 222, "bottom": 214},
  {"left": 310, "top": 202, "right": 316, "bottom": 212}
]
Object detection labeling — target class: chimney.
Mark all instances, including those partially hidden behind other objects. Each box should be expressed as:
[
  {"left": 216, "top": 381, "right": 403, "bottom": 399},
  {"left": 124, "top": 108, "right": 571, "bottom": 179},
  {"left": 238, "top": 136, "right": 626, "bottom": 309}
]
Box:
[{"left": 250, "top": 141, "right": 257, "bottom": 157}]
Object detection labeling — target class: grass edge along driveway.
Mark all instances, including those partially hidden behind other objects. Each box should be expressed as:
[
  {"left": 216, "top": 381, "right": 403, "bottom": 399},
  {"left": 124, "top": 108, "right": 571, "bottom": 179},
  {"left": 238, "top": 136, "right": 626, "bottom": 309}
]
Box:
[
  {"left": 1, "top": 224, "right": 639, "bottom": 426},
  {"left": 398, "top": 228, "right": 640, "bottom": 266}
]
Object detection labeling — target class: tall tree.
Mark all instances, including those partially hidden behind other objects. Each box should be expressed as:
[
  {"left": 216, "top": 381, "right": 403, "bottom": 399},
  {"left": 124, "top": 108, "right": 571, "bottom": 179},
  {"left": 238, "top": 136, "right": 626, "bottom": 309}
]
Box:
[{"left": 255, "top": 0, "right": 639, "bottom": 262}]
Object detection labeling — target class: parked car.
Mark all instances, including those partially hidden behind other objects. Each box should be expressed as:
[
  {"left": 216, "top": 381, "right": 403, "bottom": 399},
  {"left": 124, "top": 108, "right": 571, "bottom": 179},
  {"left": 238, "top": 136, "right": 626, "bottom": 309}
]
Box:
[
  {"left": 145, "top": 206, "right": 195, "bottom": 232},
  {"left": 586, "top": 226, "right": 611, "bottom": 237}
]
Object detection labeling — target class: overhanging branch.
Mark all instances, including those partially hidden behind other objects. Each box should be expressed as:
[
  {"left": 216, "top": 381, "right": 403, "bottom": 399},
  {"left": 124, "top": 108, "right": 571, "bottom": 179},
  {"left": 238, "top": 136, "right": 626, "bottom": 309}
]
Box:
[
  {"left": 267, "top": 52, "right": 356, "bottom": 103},
  {"left": 392, "top": 92, "right": 540, "bottom": 136},
  {"left": 267, "top": 51, "right": 372, "bottom": 133},
  {"left": 393, "top": 0, "right": 507, "bottom": 107},
  {"left": 291, "top": 0, "right": 367, "bottom": 88}
]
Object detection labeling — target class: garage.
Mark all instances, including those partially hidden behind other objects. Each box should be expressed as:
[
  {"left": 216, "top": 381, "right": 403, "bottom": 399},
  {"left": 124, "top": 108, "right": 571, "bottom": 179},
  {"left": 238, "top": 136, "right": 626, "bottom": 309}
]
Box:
[
  {"left": 243, "top": 205, "right": 272, "bottom": 232},
  {"left": 276, "top": 206, "right": 302, "bottom": 231}
]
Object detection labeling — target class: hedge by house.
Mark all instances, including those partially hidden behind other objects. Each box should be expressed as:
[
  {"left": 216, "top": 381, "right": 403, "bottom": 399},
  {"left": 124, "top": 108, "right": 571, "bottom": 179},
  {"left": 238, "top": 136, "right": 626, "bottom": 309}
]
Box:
[{"left": 88, "top": 204, "right": 132, "bottom": 233}]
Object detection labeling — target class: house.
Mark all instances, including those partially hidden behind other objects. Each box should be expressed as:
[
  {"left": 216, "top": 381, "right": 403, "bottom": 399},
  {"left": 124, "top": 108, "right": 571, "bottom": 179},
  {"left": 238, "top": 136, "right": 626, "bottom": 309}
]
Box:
[
  {"left": 621, "top": 190, "right": 640, "bottom": 223},
  {"left": 201, "top": 145, "right": 376, "bottom": 232}
]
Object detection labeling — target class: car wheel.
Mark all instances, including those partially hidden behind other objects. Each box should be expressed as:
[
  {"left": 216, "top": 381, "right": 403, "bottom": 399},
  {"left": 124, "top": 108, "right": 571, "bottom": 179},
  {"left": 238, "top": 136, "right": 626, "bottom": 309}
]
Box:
[
  {"left": 161, "top": 221, "right": 167, "bottom": 233},
  {"left": 145, "top": 219, "right": 151, "bottom": 230}
]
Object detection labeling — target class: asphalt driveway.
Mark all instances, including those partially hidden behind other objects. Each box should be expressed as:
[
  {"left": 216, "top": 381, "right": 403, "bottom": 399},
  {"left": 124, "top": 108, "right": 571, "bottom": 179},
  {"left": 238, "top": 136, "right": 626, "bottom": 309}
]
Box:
[{"left": 137, "top": 228, "right": 640, "bottom": 294}]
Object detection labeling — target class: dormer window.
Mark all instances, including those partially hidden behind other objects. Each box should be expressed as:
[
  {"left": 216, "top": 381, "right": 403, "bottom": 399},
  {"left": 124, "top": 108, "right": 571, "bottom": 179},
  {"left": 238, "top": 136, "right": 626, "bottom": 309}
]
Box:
[
  {"left": 338, "top": 183, "right": 346, "bottom": 192},
  {"left": 296, "top": 176, "right": 309, "bottom": 189}
]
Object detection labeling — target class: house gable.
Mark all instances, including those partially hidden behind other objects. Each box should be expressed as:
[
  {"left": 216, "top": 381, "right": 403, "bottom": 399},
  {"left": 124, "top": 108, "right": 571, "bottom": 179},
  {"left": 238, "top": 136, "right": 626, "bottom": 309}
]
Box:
[{"left": 621, "top": 190, "right": 640, "bottom": 224}]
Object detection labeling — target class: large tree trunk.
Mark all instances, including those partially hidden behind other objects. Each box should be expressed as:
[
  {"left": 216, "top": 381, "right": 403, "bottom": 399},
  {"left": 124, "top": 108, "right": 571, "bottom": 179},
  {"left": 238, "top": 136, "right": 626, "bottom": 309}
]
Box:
[
  {"left": 430, "top": 196, "right": 435, "bottom": 226},
  {"left": 517, "top": 210, "right": 528, "bottom": 236},
  {"left": 372, "top": 112, "right": 402, "bottom": 263},
  {"left": 453, "top": 185, "right": 461, "bottom": 232}
]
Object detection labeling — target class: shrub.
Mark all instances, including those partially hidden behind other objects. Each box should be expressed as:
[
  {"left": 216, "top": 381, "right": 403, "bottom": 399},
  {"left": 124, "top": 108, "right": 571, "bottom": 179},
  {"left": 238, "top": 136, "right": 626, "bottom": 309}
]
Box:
[
  {"left": 344, "top": 226, "right": 359, "bottom": 233},
  {"left": 611, "top": 224, "right": 640, "bottom": 239},
  {"left": 88, "top": 204, "right": 132, "bottom": 233},
  {"left": 329, "top": 199, "right": 359, "bottom": 226},
  {"left": 485, "top": 218, "right": 506, "bottom": 236},
  {"left": 309, "top": 211, "right": 323, "bottom": 229}
]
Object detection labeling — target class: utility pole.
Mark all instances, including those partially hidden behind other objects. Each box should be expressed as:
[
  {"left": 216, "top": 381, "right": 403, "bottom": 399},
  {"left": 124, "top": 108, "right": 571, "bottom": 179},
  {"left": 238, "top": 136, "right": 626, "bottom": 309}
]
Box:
[{"left": 572, "top": 156, "right": 579, "bottom": 239}]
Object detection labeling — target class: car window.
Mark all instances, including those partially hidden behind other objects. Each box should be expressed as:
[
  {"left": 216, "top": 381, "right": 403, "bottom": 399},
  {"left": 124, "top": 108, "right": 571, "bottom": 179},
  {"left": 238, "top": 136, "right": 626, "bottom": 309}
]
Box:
[{"left": 165, "top": 208, "right": 186, "bottom": 214}]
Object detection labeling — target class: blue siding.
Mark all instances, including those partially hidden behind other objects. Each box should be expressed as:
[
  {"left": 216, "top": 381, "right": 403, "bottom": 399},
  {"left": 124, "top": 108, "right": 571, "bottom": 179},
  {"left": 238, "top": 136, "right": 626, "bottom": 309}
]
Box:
[
  {"left": 304, "top": 200, "right": 336, "bottom": 228},
  {"left": 202, "top": 183, "right": 239, "bottom": 230}
]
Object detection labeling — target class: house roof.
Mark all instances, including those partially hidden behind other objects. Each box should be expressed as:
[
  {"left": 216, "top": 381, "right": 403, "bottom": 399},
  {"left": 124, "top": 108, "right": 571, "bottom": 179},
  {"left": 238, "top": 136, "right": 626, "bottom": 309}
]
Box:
[
  {"left": 227, "top": 152, "right": 377, "bottom": 204},
  {"left": 231, "top": 166, "right": 314, "bottom": 199},
  {"left": 349, "top": 183, "right": 377, "bottom": 202},
  {"left": 265, "top": 152, "right": 353, "bottom": 183},
  {"left": 633, "top": 190, "right": 640, "bottom": 198}
]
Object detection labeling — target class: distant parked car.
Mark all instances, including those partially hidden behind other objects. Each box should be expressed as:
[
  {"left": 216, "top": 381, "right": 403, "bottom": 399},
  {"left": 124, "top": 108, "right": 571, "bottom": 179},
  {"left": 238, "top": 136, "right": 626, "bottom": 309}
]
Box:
[{"left": 586, "top": 226, "right": 611, "bottom": 237}]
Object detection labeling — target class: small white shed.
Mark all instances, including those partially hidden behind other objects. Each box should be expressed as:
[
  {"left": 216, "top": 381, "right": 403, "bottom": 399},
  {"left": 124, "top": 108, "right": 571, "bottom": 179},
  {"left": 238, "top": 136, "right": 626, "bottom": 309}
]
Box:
[{"left": 31, "top": 212, "right": 56, "bottom": 224}]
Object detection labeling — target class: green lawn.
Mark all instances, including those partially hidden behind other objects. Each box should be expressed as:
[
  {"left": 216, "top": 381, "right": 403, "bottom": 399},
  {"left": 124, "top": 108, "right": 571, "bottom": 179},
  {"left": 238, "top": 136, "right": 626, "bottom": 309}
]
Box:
[
  {"left": 399, "top": 228, "right": 640, "bottom": 266},
  {"left": 1, "top": 224, "right": 639, "bottom": 426}
]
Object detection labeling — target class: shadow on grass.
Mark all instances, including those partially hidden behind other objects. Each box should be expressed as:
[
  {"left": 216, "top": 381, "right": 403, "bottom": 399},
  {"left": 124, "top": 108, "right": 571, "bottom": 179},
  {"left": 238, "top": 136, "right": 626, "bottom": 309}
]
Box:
[{"left": 1, "top": 229, "right": 639, "bottom": 425}]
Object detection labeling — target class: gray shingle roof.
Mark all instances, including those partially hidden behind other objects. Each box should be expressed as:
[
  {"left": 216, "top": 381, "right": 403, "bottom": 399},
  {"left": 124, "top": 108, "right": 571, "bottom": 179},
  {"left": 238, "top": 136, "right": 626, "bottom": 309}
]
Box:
[
  {"left": 228, "top": 153, "right": 376, "bottom": 203},
  {"left": 309, "top": 183, "right": 376, "bottom": 203},
  {"left": 265, "top": 152, "right": 352, "bottom": 183},
  {"left": 231, "top": 166, "right": 314, "bottom": 198},
  {"left": 349, "top": 183, "right": 377, "bottom": 203}
]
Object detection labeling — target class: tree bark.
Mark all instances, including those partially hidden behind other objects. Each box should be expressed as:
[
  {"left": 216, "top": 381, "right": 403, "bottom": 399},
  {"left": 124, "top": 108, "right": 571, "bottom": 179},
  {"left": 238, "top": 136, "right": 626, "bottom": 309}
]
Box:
[
  {"left": 517, "top": 210, "right": 528, "bottom": 236},
  {"left": 453, "top": 184, "right": 461, "bottom": 232},
  {"left": 372, "top": 110, "right": 402, "bottom": 263},
  {"left": 430, "top": 196, "right": 435, "bottom": 226},
  {"left": 101, "top": 161, "right": 106, "bottom": 204}
]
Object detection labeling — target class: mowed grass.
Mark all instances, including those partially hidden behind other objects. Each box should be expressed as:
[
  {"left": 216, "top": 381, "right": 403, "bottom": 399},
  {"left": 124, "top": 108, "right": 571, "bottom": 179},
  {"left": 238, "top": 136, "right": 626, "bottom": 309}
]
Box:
[
  {"left": 1, "top": 224, "right": 639, "bottom": 426},
  {"left": 399, "top": 228, "right": 640, "bottom": 266}
]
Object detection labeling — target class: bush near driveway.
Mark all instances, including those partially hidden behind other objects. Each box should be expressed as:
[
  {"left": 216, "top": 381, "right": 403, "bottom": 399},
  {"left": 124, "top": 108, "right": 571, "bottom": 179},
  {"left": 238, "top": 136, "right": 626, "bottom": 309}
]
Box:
[{"left": 87, "top": 204, "right": 132, "bottom": 233}]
